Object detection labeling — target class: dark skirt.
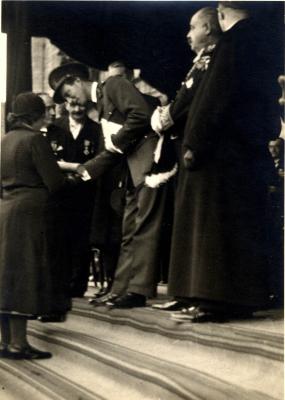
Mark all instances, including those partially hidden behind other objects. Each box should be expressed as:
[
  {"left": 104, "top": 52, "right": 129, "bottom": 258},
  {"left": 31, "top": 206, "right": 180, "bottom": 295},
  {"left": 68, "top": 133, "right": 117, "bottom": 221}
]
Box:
[{"left": 0, "top": 187, "right": 71, "bottom": 317}]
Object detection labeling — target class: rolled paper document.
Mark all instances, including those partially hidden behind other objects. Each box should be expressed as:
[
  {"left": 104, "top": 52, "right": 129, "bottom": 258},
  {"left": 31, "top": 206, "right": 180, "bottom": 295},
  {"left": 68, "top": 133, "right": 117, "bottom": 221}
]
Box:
[{"left": 57, "top": 161, "right": 80, "bottom": 172}]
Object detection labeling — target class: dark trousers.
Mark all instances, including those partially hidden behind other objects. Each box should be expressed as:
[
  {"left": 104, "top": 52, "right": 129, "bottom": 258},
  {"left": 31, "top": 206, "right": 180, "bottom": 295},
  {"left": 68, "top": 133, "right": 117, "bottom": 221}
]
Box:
[
  {"left": 111, "top": 182, "right": 173, "bottom": 298},
  {"left": 64, "top": 184, "right": 95, "bottom": 296},
  {"left": 67, "top": 209, "right": 92, "bottom": 296}
]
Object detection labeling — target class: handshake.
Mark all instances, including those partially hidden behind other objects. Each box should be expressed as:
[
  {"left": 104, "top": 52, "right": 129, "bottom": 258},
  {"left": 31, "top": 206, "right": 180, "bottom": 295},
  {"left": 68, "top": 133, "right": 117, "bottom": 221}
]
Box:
[{"left": 57, "top": 161, "right": 80, "bottom": 172}]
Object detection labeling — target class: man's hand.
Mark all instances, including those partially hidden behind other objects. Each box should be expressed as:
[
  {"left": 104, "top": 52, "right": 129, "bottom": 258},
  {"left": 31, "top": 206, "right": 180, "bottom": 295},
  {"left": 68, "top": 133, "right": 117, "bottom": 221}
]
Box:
[
  {"left": 76, "top": 165, "right": 92, "bottom": 181},
  {"left": 183, "top": 149, "right": 196, "bottom": 169}
]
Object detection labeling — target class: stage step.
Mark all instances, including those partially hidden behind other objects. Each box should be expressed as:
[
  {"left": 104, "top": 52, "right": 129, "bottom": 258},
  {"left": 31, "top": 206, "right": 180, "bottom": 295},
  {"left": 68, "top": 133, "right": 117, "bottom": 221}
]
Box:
[
  {"left": 0, "top": 298, "right": 283, "bottom": 400},
  {"left": 0, "top": 358, "right": 105, "bottom": 400},
  {"left": 73, "top": 299, "right": 284, "bottom": 362}
]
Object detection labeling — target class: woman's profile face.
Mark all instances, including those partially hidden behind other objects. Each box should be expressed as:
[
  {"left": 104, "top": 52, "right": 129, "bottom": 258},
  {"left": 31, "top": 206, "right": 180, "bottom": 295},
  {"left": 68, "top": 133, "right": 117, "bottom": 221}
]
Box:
[{"left": 32, "top": 115, "right": 45, "bottom": 131}]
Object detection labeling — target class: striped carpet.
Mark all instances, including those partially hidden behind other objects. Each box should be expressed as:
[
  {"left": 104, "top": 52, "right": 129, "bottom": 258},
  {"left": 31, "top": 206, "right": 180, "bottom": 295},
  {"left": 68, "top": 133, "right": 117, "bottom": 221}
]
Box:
[{"left": 0, "top": 294, "right": 283, "bottom": 400}]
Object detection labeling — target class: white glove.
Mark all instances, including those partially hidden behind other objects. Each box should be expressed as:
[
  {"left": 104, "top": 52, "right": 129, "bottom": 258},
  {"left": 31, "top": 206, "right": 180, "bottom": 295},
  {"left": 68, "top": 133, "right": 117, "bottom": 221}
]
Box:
[
  {"left": 151, "top": 107, "right": 163, "bottom": 134},
  {"left": 57, "top": 161, "right": 80, "bottom": 172},
  {"left": 104, "top": 134, "right": 123, "bottom": 154}
]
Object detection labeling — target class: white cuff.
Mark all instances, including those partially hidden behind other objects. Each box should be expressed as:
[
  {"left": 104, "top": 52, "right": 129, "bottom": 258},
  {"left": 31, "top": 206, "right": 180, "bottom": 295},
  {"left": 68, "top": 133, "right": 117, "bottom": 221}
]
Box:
[
  {"left": 159, "top": 104, "right": 174, "bottom": 131},
  {"left": 151, "top": 107, "right": 163, "bottom": 133},
  {"left": 104, "top": 134, "right": 123, "bottom": 154}
]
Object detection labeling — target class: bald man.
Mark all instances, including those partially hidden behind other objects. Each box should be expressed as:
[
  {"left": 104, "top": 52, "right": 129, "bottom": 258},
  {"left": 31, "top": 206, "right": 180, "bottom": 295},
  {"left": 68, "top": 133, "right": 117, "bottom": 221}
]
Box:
[
  {"left": 151, "top": 7, "right": 222, "bottom": 311},
  {"left": 169, "top": 2, "right": 280, "bottom": 322}
]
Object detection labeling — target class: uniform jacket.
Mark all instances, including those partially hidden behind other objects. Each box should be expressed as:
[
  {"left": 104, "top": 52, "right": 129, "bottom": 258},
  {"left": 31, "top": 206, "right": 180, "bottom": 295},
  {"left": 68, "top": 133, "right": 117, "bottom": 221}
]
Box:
[
  {"left": 46, "top": 116, "right": 103, "bottom": 163},
  {"left": 85, "top": 75, "right": 157, "bottom": 187}
]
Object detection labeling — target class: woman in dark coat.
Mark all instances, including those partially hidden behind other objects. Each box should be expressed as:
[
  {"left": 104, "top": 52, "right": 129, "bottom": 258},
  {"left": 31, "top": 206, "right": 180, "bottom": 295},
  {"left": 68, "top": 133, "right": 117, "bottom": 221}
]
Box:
[{"left": 0, "top": 93, "right": 70, "bottom": 359}]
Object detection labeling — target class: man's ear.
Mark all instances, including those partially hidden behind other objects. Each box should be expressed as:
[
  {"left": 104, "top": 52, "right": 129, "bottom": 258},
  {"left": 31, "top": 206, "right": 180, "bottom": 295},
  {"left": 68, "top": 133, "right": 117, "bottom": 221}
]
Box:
[
  {"left": 204, "top": 22, "right": 211, "bottom": 36},
  {"left": 218, "top": 10, "right": 225, "bottom": 22}
]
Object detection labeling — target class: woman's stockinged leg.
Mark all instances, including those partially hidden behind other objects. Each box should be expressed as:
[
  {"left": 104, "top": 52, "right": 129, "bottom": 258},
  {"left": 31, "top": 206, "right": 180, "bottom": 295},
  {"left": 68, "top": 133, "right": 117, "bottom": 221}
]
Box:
[
  {"left": 9, "top": 316, "right": 29, "bottom": 348},
  {"left": 5, "top": 315, "right": 52, "bottom": 359},
  {"left": 0, "top": 315, "right": 11, "bottom": 346}
]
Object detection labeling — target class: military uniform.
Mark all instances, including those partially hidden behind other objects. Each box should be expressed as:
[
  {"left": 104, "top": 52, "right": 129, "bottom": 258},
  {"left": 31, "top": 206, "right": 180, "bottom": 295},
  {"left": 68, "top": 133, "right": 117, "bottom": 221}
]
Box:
[{"left": 84, "top": 75, "right": 172, "bottom": 298}]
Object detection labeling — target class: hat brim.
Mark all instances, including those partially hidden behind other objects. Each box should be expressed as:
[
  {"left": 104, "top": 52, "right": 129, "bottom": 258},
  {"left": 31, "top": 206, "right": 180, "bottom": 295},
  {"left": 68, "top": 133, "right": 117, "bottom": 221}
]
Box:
[
  {"left": 52, "top": 76, "right": 69, "bottom": 104},
  {"left": 49, "top": 62, "right": 89, "bottom": 104}
]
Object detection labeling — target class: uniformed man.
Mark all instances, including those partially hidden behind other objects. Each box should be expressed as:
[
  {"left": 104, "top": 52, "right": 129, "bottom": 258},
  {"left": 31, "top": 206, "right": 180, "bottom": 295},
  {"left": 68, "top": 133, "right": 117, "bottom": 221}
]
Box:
[{"left": 49, "top": 62, "right": 173, "bottom": 308}]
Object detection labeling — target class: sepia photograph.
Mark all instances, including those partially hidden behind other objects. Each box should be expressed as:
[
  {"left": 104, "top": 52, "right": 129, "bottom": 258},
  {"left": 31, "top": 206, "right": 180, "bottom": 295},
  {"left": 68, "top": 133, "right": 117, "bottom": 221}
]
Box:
[{"left": 0, "top": 1, "right": 284, "bottom": 399}]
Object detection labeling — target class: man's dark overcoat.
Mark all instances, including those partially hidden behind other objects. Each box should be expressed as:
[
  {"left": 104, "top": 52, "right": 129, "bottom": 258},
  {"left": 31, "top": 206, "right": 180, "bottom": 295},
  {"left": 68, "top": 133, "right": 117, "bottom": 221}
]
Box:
[{"left": 168, "top": 19, "right": 279, "bottom": 308}]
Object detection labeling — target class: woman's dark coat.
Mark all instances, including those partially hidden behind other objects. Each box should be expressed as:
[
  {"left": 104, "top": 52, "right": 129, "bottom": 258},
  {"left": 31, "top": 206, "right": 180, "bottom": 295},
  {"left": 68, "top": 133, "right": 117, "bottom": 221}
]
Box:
[{"left": 0, "top": 127, "right": 70, "bottom": 316}]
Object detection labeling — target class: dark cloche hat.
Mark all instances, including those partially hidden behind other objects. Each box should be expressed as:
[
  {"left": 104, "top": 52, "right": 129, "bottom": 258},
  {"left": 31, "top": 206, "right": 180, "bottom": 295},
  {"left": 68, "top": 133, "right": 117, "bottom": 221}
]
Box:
[
  {"left": 48, "top": 62, "right": 89, "bottom": 104},
  {"left": 12, "top": 92, "right": 45, "bottom": 117}
]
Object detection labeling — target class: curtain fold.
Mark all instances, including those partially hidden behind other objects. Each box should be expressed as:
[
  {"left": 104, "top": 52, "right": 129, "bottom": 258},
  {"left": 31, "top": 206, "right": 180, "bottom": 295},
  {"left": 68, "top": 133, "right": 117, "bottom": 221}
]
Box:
[{"left": 3, "top": 1, "right": 32, "bottom": 118}]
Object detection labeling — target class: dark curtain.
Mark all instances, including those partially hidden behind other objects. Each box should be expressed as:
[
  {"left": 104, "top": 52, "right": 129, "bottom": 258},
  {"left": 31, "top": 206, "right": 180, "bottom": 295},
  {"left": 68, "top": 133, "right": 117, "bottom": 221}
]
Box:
[
  {"left": 2, "top": 1, "right": 284, "bottom": 107},
  {"left": 3, "top": 2, "right": 32, "bottom": 117}
]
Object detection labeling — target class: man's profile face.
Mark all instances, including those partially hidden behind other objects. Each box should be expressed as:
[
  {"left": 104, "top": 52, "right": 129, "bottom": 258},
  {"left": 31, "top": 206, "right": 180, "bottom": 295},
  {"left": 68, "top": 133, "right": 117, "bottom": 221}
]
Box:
[
  {"left": 61, "top": 78, "right": 88, "bottom": 106},
  {"left": 187, "top": 12, "right": 209, "bottom": 54}
]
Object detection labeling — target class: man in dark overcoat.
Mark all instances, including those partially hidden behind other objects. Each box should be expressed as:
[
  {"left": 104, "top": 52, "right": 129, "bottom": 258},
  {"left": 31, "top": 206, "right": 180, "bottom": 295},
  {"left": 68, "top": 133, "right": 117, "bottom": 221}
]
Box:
[
  {"left": 149, "top": 7, "right": 222, "bottom": 311},
  {"left": 49, "top": 63, "right": 172, "bottom": 308},
  {"left": 169, "top": 2, "right": 280, "bottom": 322}
]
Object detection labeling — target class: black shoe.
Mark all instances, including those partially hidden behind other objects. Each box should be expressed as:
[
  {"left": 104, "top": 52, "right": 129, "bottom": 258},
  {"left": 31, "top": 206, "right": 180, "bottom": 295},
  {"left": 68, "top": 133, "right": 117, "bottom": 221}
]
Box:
[
  {"left": 91, "top": 293, "right": 119, "bottom": 307},
  {"left": 152, "top": 300, "right": 190, "bottom": 311},
  {"left": 38, "top": 314, "right": 66, "bottom": 323},
  {"left": 95, "top": 287, "right": 109, "bottom": 297},
  {"left": 171, "top": 305, "right": 252, "bottom": 323},
  {"left": 171, "top": 306, "right": 228, "bottom": 323},
  {"left": 107, "top": 292, "right": 146, "bottom": 309},
  {"left": 89, "top": 288, "right": 110, "bottom": 304},
  {"left": 6, "top": 345, "right": 52, "bottom": 360}
]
